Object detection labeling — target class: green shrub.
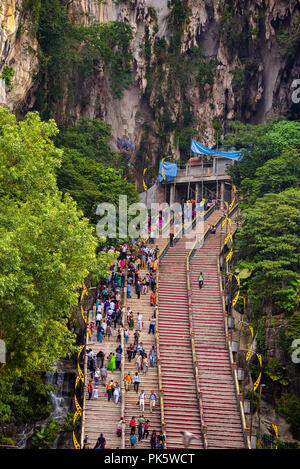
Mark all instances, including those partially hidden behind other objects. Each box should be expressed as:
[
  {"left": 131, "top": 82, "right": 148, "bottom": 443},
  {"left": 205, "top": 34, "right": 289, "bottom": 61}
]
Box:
[
  {"left": 276, "top": 392, "right": 300, "bottom": 433},
  {"left": 32, "top": 418, "right": 61, "bottom": 449},
  {"left": 0, "top": 66, "right": 15, "bottom": 89}
]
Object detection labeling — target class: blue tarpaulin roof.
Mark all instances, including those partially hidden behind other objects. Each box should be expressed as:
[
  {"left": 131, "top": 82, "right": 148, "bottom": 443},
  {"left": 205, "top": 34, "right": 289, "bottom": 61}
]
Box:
[
  {"left": 191, "top": 139, "right": 242, "bottom": 160},
  {"left": 158, "top": 159, "right": 177, "bottom": 182}
]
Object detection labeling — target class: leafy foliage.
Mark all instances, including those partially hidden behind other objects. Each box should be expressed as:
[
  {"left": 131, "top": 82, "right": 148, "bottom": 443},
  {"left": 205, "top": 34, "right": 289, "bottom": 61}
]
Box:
[
  {"left": 55, "top": 118, "right": 138, "bottom": 224},
  {"left": 276, "top": 392, "right": 300, "bottom": 433},
  {"left": 35, "top": 0, "right": 133, "bottom": 119},
  {"left": 236, "top": 188, "right": 300, "bottom": 316},
  {"left": 0, "top": 66, "right": 15, "bottom": 89},
  {"left": 224, "top": 119, "right": 300, "bottom": 195},
  {"left": 0, "top": 107, "right": 114, "bottom": 422},
  {"left": 32, "top": 418, "right": 60, "bottom": 449}
]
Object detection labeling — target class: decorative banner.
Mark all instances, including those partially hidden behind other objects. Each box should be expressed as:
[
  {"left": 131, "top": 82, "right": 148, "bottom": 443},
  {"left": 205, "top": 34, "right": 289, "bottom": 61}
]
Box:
[
  {"left": 81, "top": 280, "right": 88, "bottom": 301},
  {"left": 272, "top": 424, "right": 278, "bottom": 439},
  {"left": 222, "top": 214, "right": 232, "bottom": 228},
  {"left": 143, "top": 168, "right": 148, "bottom": 192},
  {"left": 161, "top": 157, "right": 166, "bottom": 181},
  {"left": 246, "top": 343, "right": 254, "bottom": 361},
  {"left": 117, "top": 139, "right": 134, "bottom": 154},
  {"left": 272, "top": 424, "right": 279, "bottom": 448},
  {"left": 245, "top": 352, "right": 262, "bottom": 392},
  {"left": 229, "top": 197, "right": 236, "bottom": 211},
  {"left": 232, "top": 289, "right": 240, "bottom": 308},
  {"left": 253, "top": 371, "right": 262, "bottom": 392},
  {"left": 224, "top": 233, "right": 233, "bottom": 245},
  {"left": 245, "top": 326, "right": 255, "bottom": 361},
  {"left": 226, "top": 248, "right": 233, "bottom": 263},
  {"left": 73, "top": 431, "right": 81, "bottom": 450},
  {"left": 81, "top": 306, "right": 87, "bottom": 323}
]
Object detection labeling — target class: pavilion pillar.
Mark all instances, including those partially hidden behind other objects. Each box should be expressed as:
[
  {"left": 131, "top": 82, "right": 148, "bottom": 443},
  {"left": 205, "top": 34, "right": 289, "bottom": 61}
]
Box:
[
  {"left": 170, "top": 184, "right": 175, "bottom": 206},
  {"left": 195, "top": 182, "right": 200, "bottom": 202},
  {"left": 221, "top": 181, "right": 225, "bottom": 210}
]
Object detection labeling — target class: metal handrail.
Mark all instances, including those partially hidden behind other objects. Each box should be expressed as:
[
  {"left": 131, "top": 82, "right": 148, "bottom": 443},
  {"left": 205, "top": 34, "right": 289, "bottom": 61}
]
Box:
[
  {"left": 185, "top": 204, "right": 242, "bottom": 449},
  {"left": 154, "top": 251, "right": 167, "bottom": 448},
  {"left": 120, "top": 268, "right": 127, "bottom": 449},
  {"left": 154, "top": 203, "right": 216, "bottom": 448},
  {"left": 216, "top": 209, "right": 251, "bottom": 449}
]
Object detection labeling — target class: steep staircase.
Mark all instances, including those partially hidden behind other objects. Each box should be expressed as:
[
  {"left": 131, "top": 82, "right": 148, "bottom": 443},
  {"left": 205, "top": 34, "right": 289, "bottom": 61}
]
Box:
[
  {"left": 157, "top": 209, "right": 223, "bottom": 449},
  {"left": 123, "top": 268, "right": 161, "bottom": 449},
  {"left": 190, "top": 219, "right": 246, "bottom": 448},
  {"left": 83, "top": 314, "right": 122, "bottom": 449}
]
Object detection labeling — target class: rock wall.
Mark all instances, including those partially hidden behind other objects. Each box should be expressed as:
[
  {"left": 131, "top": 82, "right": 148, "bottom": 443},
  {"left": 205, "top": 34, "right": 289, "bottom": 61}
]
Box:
[
  {"left": 0, "top": 0, "right": 38, "bottom": 110},
  {"left": 0, "top": 0, "right": 299, "bottom": 178}
]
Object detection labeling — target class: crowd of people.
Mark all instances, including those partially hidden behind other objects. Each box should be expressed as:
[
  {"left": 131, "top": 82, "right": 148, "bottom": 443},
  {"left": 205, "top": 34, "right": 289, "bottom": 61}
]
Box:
[{"left": 83, "top": 239, "right": 162, "bottom": 449}]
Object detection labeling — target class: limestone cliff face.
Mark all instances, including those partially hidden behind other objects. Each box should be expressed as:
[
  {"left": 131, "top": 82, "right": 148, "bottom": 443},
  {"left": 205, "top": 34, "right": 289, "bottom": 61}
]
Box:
[
  {"left": 0, "top": 0, "right": 299, "bottom": 176},
  {"left": 63, "top": 0, "right": 300, "bottom": 170},
  {"left": 0, "top": 0, "right": 38, "bottom": 110}
]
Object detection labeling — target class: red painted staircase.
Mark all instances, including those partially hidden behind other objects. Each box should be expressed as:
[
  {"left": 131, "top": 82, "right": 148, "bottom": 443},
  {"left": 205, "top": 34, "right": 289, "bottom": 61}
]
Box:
[
  {"left": 189, "top": 224, "right": 246, "bottom": 449},
  {"left": 157, "top": 209, "right": 223, "bottom": 449}
]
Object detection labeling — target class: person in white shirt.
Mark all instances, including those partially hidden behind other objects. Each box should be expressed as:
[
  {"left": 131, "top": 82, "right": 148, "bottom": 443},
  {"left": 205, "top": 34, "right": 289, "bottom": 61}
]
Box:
[
  {"left": 96, "top": 312, "right": 102, "bottom": 327},
  {"left": 137, "top": 312, "right": 143, "bottom": 331},
  {"left": 114, "top": 385, "right": 120, "bottom": 404},
  {"left": 93, "top": 387, "right": 99, "bottom": 400},
  {"left": 149, "top": 391, "right": 157, "bottom": 413},
  {"left": 139, "top": 391, "right": 145, "bottom": 412}
]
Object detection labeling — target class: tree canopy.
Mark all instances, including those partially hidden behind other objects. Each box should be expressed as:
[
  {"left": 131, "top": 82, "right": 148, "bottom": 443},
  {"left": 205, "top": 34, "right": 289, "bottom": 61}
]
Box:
[
  {"left": 0, "top": 108, "right": 114, "bottom": 423},
  {"left": 55, "top": 118, "right": 138, "bottom": 225}
]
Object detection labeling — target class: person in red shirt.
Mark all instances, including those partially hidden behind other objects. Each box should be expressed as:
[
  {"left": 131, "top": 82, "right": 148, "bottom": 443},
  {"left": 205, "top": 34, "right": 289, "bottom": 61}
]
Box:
[
  {"left": 143, "top": 419, "right": 149, "bottom": 439},
  {"left": 88, "top": 380, "right": 93, "bottom": 400},
  {"left": 130, "top": 416, "right": 136, "bottom": 435}
]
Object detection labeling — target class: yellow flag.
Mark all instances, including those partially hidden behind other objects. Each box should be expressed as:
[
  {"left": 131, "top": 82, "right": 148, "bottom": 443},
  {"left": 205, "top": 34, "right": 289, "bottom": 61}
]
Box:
[
  {"left": 226, "top": 248, "right": 233, "bottom": 263},
  {"left": 272, "top": 424, "right": 278, "bottom": 439},
  {"left": 257, "top": 353, "right": 262, "bottom": 367},
  {"left": 224, "top": 233, "right": 233, "bottom": 245},
  {"left": 229, "top": 197, "right": 236, "bottom": 211},
  {"left": 253, "top": 371, "right": 262, "bottom": 391},
  {"left": 246, "top": 343, "right": 253, "bottom": 361},
  {"left": 222, "top": 215, "right": 232, "bottom": 227},
  {"left": 143, "top": 168, "right": 148, "bottom": 191},
  {"left": 81, "top": 306, "right": 87, "bottom": 323},
  {"left": 73, "top": 432, "right": 81, "bottom": 449},
  {"left": 240, "top": 316, "right": 244, "bottom": 330},
  {"left": 232, "top": 289, "right": 240, "bottom": 307},
  {"left": 161, "top": 158, "right": 166, "bottom": 180}
]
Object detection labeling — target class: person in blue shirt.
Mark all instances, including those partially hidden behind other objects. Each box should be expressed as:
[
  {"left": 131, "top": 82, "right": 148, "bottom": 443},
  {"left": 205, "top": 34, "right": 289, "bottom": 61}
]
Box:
[
  {"left": 149, "top": 346, "right": 155, "bottom": 367},
  {"left": 130, "top": 433, "right": 137, "bottom": 448}
]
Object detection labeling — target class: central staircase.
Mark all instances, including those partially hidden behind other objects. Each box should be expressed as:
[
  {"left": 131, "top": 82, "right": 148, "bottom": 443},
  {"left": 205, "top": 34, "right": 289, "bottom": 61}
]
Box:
[
  {"left": 189, "top": 220, "right": 245, "bottom": 449},
  {"left": 157, "top": 209, "right": 223, "bottom": 449}
]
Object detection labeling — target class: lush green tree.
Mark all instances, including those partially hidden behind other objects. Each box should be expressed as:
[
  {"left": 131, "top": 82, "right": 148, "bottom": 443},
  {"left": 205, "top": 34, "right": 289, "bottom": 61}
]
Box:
[
  {"left": 236, "top": 188, "right": 300, "bottom": 318},
  {"left": 55, "top": 118, "right": 121, "bottom": 167},
  {"left": 223, "top": 119, "right": 300, "bottom": 192},
  {"left": 242, "top": 147, "right": 300, "bottom": 205},
  {"left": 34, "top": 0, "right": 133, "bottom": 119},
  {"left": 0, "top": 108, "right": 114, "bottom": 422},
  {"left": 55, "top": 118, "right": 138, "bottom": 224},
  {"left": 276, "top": 392, "right": 300, "bottom": 433}
]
